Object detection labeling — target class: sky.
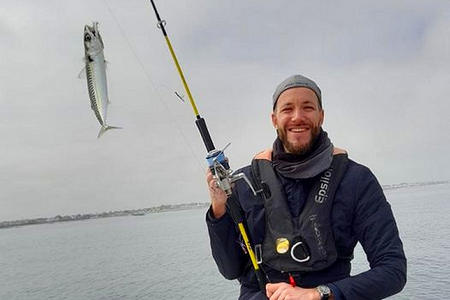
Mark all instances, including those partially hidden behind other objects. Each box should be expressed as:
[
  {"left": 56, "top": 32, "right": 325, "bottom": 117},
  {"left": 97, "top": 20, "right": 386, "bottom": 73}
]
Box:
[{"left": 1, "top": 0, "right": 449, "bottom": 221}]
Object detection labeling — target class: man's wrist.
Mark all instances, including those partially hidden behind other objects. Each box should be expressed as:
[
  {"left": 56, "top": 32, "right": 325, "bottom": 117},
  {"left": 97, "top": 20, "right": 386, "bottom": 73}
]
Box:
[{"left": 211, "top": 203, "right": 226, "bottom": 218}]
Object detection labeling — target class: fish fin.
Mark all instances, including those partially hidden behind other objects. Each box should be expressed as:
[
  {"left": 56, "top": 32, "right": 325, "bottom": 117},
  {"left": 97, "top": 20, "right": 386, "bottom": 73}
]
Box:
[
  {"left": 78, "top": 66, "right": 86, "bottom": 79},
  {"left": 97, "top": 125, "right": 122, "bottom": 139}
]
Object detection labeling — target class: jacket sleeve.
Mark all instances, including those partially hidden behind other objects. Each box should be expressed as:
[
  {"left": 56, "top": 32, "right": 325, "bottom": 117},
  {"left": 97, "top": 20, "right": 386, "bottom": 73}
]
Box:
[
  {"left": 206, "top": 206, "right": 248, "bottom": 280},
  {"left": 333, "top": 166, "right": 407, "bottom": 299}
]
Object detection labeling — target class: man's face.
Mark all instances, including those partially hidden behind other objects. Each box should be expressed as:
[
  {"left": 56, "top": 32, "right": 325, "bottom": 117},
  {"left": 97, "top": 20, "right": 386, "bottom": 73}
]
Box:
[{"left": 271, "top": 87, "right": 324, "bottom": 155}]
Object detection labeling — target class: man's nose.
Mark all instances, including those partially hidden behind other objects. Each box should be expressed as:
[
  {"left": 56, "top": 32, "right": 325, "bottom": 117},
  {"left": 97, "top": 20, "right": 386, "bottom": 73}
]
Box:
[{"left": 291, "top": 108, "right": 305, "bottom": 122}]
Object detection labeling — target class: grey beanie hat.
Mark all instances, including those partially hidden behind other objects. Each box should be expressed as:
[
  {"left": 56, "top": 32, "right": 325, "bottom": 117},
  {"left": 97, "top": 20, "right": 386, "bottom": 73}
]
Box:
[{"left": 272, "top": 74, "right": 322, "bottom": 110}]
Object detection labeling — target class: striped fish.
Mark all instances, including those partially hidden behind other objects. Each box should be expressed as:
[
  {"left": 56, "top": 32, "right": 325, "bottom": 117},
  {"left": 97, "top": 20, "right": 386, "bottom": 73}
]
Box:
[{"left": 83, "top": 22, "right": 121, "bottom": 138}]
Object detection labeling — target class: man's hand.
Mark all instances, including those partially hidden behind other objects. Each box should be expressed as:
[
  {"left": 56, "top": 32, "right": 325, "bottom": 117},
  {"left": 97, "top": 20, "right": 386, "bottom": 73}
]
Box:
[
  {"left": 266, "top": 283, "right": 321, "bottom": 300},
  {"left": 206, "top": 169, "right": 227, "bottom": 218}
]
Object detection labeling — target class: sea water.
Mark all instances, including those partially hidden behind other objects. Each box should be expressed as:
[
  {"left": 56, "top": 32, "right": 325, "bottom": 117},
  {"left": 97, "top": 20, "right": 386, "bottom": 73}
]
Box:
[{"left": 1, "top": 183, "right": 449, "bottom": 299}]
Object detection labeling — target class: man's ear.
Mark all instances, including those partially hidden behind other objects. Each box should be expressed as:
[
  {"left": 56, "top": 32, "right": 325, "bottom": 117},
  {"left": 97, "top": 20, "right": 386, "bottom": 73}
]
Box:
[
  {"left": 319, "top": 109, "right": 325, "bottom": 126},
  {"left": 271, "top": 112, "right": 278, "bottom": 129}
]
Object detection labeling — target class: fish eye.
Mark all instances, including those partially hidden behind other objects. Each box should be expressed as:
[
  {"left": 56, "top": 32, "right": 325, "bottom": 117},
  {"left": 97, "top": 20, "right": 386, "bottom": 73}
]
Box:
[{"left": 84, "top": 34, "right": 91, "bottom": 41}]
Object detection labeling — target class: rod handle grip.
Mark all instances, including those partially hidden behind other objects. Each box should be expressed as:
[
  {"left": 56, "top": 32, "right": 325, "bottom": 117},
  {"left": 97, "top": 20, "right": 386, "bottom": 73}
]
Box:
[{"left": 195, "top": 117, "right": 215, "bottom": 152}]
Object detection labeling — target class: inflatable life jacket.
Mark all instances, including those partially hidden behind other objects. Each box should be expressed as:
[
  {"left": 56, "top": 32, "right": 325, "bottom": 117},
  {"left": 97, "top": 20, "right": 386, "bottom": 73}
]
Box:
[{"left": 250, "top": 150, "right": 349, "bottom": 273}]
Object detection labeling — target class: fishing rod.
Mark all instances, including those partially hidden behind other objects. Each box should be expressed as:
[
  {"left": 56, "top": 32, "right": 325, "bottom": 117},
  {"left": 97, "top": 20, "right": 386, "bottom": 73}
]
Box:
[{"left": 148, "top": 0, "right": 267, "bottom": 294}]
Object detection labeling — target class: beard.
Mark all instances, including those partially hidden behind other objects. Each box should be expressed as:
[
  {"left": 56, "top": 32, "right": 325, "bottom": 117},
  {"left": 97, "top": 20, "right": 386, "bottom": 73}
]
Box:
[{"left": 277, "top": 125, "right": 321, "bottom": 155}]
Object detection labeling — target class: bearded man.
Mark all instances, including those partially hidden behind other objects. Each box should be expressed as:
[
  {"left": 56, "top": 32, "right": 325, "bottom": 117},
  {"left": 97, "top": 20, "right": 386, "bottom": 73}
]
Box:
[{"left": 206, "top": 74, "right": 406, "bottom": 300}]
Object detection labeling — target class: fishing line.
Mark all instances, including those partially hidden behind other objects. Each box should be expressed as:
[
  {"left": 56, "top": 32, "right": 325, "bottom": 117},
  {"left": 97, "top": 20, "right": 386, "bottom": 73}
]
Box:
[{"left": 102, "top": 0, "right": 204, "bottom": 172}]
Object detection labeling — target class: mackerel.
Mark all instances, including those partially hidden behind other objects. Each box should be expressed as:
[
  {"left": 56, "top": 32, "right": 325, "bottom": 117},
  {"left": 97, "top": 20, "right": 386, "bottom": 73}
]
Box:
[{"left": 83, "top": 22, "right": 121, "bottom": 138}]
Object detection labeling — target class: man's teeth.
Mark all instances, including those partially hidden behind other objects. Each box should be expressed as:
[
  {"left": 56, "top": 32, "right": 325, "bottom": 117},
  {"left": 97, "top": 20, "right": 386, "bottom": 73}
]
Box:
[{"left": 290, "top": 128, "right": 307, "bottom": 132}]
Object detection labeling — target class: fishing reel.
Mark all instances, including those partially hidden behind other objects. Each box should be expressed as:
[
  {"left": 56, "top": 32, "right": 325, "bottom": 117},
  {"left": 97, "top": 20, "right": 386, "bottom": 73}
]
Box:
[{"left": 206, "top": 143, "right": 258, "bottom": 197}]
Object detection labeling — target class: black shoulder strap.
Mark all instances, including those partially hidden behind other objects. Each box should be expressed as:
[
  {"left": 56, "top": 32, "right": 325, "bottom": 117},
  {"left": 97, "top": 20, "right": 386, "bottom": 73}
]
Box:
[
  {"left": 251, "top": 159, "right": 263, "bottom": 193},
  {"left": 305, "top": 153, "right": 349, "bottom": 207},
  {"left": 251, "top": 159, "right": 272, "bottom": 199},
  {"left": 326, "top": 153, "right": 349, "bottom": 200}
]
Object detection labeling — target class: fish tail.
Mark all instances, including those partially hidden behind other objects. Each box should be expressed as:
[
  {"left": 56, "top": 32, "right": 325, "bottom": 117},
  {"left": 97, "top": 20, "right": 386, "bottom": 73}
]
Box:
[{"left": 97, "top": 125, "right": 122, "bottom": 139}]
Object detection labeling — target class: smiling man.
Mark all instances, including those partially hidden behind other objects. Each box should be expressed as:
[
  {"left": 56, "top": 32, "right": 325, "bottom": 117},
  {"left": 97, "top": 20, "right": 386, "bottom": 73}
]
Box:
[
  {"left": 272, "top": 85, "right": 324, "bottom": 156},
  {"left": 206, "top": 74, "right": 406, "bottom": 300}
]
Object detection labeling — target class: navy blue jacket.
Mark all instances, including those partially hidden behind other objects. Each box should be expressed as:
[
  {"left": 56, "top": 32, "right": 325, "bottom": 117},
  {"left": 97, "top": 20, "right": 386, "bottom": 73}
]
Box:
[{"left": 206, "top": 159, "right": 406, "bottom": 300}]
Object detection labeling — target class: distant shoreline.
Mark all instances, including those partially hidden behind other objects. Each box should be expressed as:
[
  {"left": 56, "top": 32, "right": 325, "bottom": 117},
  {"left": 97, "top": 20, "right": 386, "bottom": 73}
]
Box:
[
  {"left": 1, "top": 180, "right": 448, "bottom": 229},
  {"left": 381, "top": 180, "right": 449, "bottom": 191},
  {"left": 0, "top": 202, "right": 209, "bottom": 229}
]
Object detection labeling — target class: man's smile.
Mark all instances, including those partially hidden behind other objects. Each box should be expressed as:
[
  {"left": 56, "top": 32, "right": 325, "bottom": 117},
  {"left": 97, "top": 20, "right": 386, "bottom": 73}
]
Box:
[{"left": 288, "top": 127, "right": 309, "bottom": 133}]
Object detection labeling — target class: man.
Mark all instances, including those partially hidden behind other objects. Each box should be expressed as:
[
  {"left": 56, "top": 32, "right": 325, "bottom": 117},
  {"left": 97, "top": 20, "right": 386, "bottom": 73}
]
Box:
[{"left": 206, "top": 74, "right": 407, "bottom": 300}]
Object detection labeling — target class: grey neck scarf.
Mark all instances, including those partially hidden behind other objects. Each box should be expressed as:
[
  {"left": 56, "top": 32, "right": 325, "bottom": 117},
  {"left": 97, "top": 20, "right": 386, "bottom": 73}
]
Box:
[{"left": 272, "top": 129, "right": 333, "bottom": 179}]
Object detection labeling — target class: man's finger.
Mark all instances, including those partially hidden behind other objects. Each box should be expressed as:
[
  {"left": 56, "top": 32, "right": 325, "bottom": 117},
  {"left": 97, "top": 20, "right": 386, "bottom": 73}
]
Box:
[{"left": 267, "top": 283, "right": 287, "bottom": 300}]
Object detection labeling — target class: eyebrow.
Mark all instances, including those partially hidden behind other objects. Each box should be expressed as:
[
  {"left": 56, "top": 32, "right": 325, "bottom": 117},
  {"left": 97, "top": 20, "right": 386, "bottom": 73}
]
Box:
[
  {"left": 277, "top": 103, "right": 293, "bottom": 111},
  {"left": 280, "top": 102, "right": 293, "bottom": 107},
  {"left": 303, "top": 100, "right": 317, "bottom": 106},
  {"left": 281, "top": 99, "right": 317, "bottom": 107}
]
